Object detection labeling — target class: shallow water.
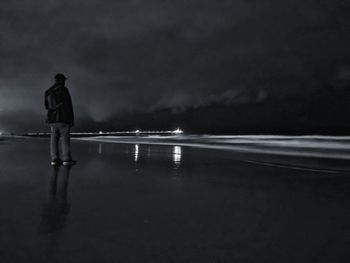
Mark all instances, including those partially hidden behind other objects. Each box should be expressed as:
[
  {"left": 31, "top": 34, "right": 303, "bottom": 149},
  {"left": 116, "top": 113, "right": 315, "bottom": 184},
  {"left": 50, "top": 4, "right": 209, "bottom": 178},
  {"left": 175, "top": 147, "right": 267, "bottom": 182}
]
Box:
[
  {"left": 78, "top": 135, "right": 350, "bottom": 160},
  {"left": 1, "top": 138, "right": 350, "bottom": 262}
]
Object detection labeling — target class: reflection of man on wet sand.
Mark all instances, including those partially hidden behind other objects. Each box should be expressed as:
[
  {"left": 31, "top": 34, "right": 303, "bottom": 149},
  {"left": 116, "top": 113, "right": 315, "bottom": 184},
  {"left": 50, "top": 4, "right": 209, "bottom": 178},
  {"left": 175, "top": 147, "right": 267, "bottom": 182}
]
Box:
[{"left": 38, "top": 165, "right": 73, "bottom": 235}]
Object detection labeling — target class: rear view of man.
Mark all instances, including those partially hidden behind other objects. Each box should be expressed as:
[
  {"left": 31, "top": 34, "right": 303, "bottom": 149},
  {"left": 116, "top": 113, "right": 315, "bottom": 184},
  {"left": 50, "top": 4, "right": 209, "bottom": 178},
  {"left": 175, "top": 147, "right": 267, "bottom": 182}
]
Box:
[{"left": 45, "top": 73, "right": 76, "bottom": 166}]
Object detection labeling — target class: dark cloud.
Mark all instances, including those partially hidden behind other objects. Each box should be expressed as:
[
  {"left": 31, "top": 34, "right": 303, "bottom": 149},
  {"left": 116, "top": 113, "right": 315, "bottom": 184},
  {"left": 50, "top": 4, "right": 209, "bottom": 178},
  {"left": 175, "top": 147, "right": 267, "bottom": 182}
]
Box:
[{"left": 0, "top": 0, "right": 350, "bottom": 131}]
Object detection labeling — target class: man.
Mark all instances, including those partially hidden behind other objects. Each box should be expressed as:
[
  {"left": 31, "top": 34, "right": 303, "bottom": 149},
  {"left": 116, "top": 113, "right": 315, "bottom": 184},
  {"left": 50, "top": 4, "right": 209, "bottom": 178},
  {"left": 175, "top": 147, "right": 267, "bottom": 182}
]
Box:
[{"left": 45, "top": 73, "right": 76, "bottom": 165}]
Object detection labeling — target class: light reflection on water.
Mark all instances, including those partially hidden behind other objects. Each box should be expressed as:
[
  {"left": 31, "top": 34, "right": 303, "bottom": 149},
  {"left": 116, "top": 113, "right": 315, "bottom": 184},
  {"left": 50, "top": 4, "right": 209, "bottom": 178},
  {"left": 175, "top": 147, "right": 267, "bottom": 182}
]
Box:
[
  {"left": 147, "top": 146, "right": 151, "bottom": 158},
  {"left": 98, "top": 143, "right": 103, "bottom": 155},
  {"left": 132, "top": 144, "right": 182, "bottom": 167},
  {"left": 134, "top": 144, "right": 139, "bottom": 163},
  {"left": 173, "top": 146, "right": 182, "bottom": 167}
]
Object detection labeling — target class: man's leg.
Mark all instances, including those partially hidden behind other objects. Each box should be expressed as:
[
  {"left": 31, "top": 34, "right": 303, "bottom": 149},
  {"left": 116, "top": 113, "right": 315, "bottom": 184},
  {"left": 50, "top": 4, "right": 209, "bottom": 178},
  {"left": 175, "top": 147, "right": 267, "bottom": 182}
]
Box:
[
  {"left": 50, "top": 124, "right": 60, "bottom": 161},
  {"left": 59, "top": 123, "right": 72, "bottom": 161}
]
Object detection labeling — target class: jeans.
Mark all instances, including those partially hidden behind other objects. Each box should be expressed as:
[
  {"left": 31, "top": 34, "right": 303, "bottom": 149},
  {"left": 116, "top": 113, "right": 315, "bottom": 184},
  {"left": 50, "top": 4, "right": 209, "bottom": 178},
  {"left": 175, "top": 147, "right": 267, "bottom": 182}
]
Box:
[{"left": 50, "top": 123, "right": 72, "bottom": 161}]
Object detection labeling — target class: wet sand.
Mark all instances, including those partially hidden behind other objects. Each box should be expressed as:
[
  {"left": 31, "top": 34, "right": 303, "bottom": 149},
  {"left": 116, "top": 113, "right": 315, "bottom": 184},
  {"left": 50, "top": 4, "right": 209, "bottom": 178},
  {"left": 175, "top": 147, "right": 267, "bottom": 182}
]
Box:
[{"left": 1, "top": 138, "right": 350, "bottom": 262}]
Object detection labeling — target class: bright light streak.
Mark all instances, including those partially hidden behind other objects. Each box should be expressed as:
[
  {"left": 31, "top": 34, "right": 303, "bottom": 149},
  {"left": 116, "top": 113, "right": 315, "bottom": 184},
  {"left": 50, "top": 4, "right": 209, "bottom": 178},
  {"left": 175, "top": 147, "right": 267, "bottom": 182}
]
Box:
[
  {"left": 173, "top": 128, "right": 183, "bottom": 134},
  {"left": 134, "top": 144, "right": 139, "bottom": 162},
  {"left": 173, "top": 146, "right": 182, "bottom": 165}
]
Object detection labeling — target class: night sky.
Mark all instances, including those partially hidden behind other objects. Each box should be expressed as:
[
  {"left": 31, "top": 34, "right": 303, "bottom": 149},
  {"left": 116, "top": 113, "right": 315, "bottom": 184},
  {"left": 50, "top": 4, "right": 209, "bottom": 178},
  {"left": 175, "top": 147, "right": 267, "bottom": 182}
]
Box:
[{"left": 1, "top": 0, "right": 350, "bottom": 133}]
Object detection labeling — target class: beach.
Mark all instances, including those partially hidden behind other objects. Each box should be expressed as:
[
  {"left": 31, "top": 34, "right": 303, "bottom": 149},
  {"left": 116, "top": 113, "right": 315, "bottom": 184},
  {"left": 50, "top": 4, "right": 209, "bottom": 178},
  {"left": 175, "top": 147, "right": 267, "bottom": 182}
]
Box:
[{"left": 1, "top": 137, "right": 350, "bottom": 262}]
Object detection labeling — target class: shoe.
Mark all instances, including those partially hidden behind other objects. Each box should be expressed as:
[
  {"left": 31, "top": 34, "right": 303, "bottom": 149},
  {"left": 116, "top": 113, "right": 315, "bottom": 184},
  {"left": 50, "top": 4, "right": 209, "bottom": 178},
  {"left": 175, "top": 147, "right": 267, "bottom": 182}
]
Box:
[
  {"left": 63, "top": 159, "right": 77, "bottom": 165},
  {"left": 51, "top": 158, "right": 63, "bottom": 166}
]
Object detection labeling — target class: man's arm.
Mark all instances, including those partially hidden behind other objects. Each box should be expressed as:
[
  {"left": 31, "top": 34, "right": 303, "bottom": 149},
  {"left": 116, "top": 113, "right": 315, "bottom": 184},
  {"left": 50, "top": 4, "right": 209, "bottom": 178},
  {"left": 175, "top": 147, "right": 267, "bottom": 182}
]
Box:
[
  {"left": 65, "top": 88, "right": 74, "bottom": 126},
  {"left": 45, "top": 92, "right": 48, "bottom": 110},
  {"left": 45, "top": 90, "right": 63, "bottom": 110},
  {"left": 51, "top": 102, "right": 63, "bottom": 110}
]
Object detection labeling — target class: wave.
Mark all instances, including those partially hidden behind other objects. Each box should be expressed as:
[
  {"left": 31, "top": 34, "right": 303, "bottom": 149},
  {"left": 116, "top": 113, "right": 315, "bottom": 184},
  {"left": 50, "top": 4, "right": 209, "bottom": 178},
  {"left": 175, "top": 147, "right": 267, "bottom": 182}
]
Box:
[{"left": 76, "top": 135, "right": 350, "bottom": 160}]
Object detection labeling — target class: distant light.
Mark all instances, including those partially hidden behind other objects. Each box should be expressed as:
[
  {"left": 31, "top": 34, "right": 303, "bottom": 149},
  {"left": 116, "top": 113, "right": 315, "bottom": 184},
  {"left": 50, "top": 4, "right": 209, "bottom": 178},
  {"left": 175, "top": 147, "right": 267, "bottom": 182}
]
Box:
[
  {"left": 173, "top": 128, "right": 183, "bottom": 134},
  {"left": 99, "top": 131, "right": 103, "bottom": 134},
  {"left": 135, "top": 129, "right": 140, "bottom": 133}
]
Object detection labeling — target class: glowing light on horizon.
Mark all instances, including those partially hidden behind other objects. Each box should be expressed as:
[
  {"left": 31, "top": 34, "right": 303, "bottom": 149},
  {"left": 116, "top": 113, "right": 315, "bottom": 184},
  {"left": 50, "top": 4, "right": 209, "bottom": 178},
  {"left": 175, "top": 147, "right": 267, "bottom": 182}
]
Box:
[
  {"left": 135, "top": 129, "right": 140, "bottom": 134},
  {"left": 173, "top": 128, "right": 183, "bottom": 134}
]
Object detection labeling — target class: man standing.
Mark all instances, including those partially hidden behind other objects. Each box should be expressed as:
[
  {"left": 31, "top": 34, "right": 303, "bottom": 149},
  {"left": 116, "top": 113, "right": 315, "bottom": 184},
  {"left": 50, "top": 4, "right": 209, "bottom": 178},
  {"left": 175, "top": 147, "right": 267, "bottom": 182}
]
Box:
[{"left": 45, "top": 73, "right": 76, "bottom": 165}]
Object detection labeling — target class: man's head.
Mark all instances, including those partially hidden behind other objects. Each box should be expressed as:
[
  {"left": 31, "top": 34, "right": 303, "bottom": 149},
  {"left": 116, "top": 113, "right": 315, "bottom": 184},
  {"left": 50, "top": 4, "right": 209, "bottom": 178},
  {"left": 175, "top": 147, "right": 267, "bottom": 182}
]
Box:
[{"left": 55, "top": 73, "right": 67, "bottom": 84}]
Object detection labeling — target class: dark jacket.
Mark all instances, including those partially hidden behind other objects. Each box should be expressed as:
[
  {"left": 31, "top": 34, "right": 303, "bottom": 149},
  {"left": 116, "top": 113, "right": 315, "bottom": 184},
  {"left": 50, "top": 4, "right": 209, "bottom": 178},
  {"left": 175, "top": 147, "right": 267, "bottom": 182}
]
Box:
[{"left": 45, "top": 84, "right": 74, "bottom": 126}]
